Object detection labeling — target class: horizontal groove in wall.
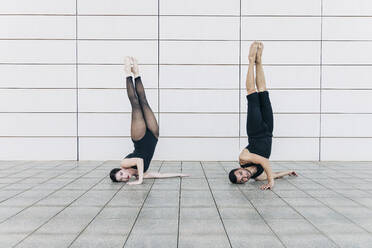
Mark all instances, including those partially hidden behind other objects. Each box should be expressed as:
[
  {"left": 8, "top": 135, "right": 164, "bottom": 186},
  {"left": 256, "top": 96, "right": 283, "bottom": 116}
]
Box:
[
  {"left": 2, "top": 14, "right": 372, "bottom": 17},
  {"left": 3, "top": 39, "right": 372, "bottom": 42},
  {"left": 0, "top": 64, "right": 372, "bottom": 67},
  {"left": 1, "top": 136, "right": 370, "bottom": 139},
  {"left": 2, "top": 88, "right": 372, "bottom": 90},
  {"left": 1, "top": 112, "right": 372, "bottom": 115}
]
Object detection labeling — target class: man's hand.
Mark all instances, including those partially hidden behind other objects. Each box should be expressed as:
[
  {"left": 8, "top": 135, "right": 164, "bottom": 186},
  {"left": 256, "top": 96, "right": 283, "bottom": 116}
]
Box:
[
  {"left": 260, "top": 180, "right": 274, "bottom": 190},
  {"left": 127, "top": 179, "right": 143, "bottom": 185}
]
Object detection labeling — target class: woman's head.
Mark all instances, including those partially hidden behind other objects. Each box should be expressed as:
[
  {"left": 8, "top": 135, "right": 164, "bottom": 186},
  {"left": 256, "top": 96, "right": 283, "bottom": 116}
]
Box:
[
  {"left": 109, "top": 168, "right": 134, "bottom": 182},
  {"left": 229, "top": 168, "right": 252, "bottom": 184}
]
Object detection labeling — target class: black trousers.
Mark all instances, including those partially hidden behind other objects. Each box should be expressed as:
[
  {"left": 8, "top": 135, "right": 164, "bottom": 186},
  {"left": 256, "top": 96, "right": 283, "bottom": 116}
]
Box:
[{"left": 246, "top": 91, "right": 273, "bottom": 138}]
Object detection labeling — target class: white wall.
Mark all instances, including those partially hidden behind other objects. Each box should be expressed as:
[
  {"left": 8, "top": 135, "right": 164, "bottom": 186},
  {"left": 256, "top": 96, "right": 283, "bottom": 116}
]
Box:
[{"left": 0, "top": 0, "right": 371, "bottom": 161}]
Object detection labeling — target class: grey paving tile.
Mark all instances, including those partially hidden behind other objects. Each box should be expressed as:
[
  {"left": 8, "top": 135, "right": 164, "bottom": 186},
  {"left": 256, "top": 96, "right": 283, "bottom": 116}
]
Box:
[
  {"left": 181, "top": 207, "right": 220, "bottom": 220},
  {"left": 0, "top": 190, "right": 22, "bottom": 202},
  {"left": 275, "top": 189, "right": 310, "bottom": 198},
  {"left": 279, "top": 234, "right": 338, "bottom": 248},
  {"left": 332, "top": 206, "right": 372, "bottom": 220},
  {"left": 179, "top": 234, "right": 230, "bottom": 248},
  {"left": 0, "top": 206, "right": 63, "bottom": 234},
  {"left": 317, "top": 197, "right": 361, "bottom": 207},
  {"left": 284, "top": 197, "right": 324, "bottom": 207},
  {"left": 229, "top": 234, "right": 285, "bottom": 248},
  {"left": 250, "top": 198, "right": 288, "bottom": 207},
  {"left": 108, "top": 190, "right": 149, "bottom": 207},
  {"left": 219, "top": 207, "right": 261, "bottom": 220},
  {"left": 71, "top": 234, "right": 127, "bottom": 248},
  {"left": 35, "top": 206, "right": 101, "bottom": 234},
  {"left": 295, "top": 207, "right": 349, "bottom": 224},
  {"left": 267, "top": 219, "right": 319, "bottom": 234},
  {"left": 151, "top": 178, "right": 180, "bottom": 190},
  {"left": 143, "top": 190, "right": 179, "bottom": 207},
  {"left": 181, "top": 178, "right": 209, "bottom": 191},
  {"left": 97, "top": 206, "right": 140, "bottom": 219},
  {"left": 316, "top": 222, "right": 367, "bottom": 235},
  {"left": 257, "top": 206, "right": 304, "bottom": 220},
  {"left": 242, "top": 189, "right": 279, "bottom": 199},
  {"left": 91, "top": 178, "right": 124, "bottom": 190},
  {"left": 71, "top": 189, "right": 117, "bottom": 206},
  {"left": 1, "top": 190, "right": 53, "bottom": 207},
  {"left": 35, "top": 190, "right": 85, "bottom": 206},
  {"left": 0, "top": 234, "right": 27, "bottom": 247},
  {"left": 213, "top": 190, "right": 252, "bottom": 207},
  {"left": 131, "top": 218, "right": 178, "bottom": 235},
  {"left": 139, "top": 207, "right": 178, "bottom": 219},
  {"left": 330, "top": 234, "right": 372, "bottom": 248},
  {"left": 17, "top": 234, "right": 76, "bottom": 248},
  {"left": 223, "top": 219, "right": 273, "bottom": 235},
  {"left": 180, "top": 218, "right": 225, "bottom": 235},
  {"left": 181, "top": 190, "right": 214, "bottom": 207},
  {"left": 0, "top": 206, "right": 24, "bottom": 222},
  {"left": 306, "top": 190, "right": 341, "bottom": 198},
  {"left": 125, "top": 234, "right": 177, "bottom": 248}
]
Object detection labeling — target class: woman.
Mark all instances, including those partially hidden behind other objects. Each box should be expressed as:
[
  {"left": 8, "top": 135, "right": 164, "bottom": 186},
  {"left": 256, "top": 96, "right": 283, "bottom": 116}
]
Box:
[
  {"left": 228, "top": 42, "right": 297, "bottom": 190},
  {"left": 109, "top": 57, "right": 188, "bottom": 184}
]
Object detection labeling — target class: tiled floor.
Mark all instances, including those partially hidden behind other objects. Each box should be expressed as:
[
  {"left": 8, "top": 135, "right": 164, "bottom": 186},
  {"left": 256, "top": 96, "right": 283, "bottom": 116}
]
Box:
[{"left": 1, "top": 161, "right": 372, "bottom": 248}]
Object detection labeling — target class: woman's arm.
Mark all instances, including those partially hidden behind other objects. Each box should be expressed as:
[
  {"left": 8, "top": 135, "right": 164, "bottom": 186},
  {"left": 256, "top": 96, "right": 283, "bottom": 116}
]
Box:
[
  {"left": 121, "top": 158, "right": 144, "bottom": 185},
  {"left": 143, "top": 172, "right": 189, "bottom": 179}
]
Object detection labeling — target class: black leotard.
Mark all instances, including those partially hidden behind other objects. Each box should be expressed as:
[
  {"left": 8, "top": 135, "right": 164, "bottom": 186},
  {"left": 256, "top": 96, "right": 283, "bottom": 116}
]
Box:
[{"left": 125, "top": 128, "right": 158, "bottom": 172}]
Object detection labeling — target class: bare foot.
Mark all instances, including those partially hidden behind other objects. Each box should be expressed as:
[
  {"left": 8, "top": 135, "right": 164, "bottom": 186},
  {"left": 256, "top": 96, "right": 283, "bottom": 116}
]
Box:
[
  {"left": 248, "top": 42, "right": 258, "bottom": 64},
  {"left": 130, "top": 57, "right": 140, "bottom": 78},
  {"left": 289, "top": 171, "right": 298, "bottom": 176},
  {"left": 256, "top": 42, "right": 264, "bottom": 64},
  {"left": 124, "top": 56, "right": 132, "bottom": 77}
]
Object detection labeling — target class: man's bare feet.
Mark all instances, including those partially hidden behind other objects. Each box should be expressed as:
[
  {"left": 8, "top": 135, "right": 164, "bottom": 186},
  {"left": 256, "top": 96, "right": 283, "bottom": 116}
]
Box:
[
  {"left": 130, "top": 57, "right": 140, "bottom": 78},
  {"left": 124, "top": 56, "right": 132, "bottom": 77},
  {"left": 256, "top": 42, "right": 264, "bottom": 64},
  {"left": 289, "top": 171, "right": 298, "bottom": 176},
  {"left": 248, "top": 42, "right": 259, "bottom": 64}
]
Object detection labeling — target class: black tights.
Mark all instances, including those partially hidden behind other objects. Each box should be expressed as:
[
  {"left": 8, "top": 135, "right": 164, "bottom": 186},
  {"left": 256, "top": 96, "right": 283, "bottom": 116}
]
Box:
[{"left": 126, "top": 76, "right": 159, "bottom": 141}]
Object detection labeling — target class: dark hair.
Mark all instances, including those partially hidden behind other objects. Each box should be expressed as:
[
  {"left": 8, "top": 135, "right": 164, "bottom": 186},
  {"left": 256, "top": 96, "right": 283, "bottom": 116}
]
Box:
[
  {"left": 229, "top": 168, "right": 239, "bottom": 184},
  {"left": 110, "top": 168, "right": 121, "bottom": 182}
]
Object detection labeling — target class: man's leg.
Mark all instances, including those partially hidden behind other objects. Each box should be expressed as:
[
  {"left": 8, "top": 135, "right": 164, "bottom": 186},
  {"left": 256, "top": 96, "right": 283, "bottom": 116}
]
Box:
[
  {"left": 246, "top": 42, "right": 265, "bottom": 137},
  {"left": 255, "top": 42, "right": 274, "bottom": 133}
]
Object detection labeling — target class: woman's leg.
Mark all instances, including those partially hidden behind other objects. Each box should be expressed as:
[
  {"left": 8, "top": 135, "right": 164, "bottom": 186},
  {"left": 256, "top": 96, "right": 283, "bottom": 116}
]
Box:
[
  {"left": 125, "top": 57, "right": 146, "bottom": 141},
  {"left": 255, "top": 42, "right": 274, "bottom": 133},
  {"left": 131, "top": 57, "right": 159, "bottom": 138}
]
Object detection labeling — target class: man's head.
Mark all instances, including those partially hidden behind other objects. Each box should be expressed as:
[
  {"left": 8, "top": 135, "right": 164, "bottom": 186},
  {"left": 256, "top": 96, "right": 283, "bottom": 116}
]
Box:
[
  {"left": 229, "top": 168, "right": 252, "bottom": 184},
  {"left": 110, "top": 168, "right": 134, "bottom": 182}
]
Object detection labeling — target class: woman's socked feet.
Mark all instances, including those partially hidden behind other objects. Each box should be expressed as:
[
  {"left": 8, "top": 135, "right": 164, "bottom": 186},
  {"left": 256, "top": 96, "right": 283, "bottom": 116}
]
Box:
[
  {"left": 124, "top": 56, "right": 132, "bottom": 78},
  {"left": 130, "top": 57, "right": 140, "bottom": 78}
]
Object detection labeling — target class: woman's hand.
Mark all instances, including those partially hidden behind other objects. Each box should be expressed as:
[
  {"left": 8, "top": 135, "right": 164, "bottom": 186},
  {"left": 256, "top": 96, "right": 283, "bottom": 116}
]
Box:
[
  {"left": 260, "top": 180, "right": 274, "bottom": 190},
  {"left": 127, "top": 179, "right": 143, "bottom": 185}
]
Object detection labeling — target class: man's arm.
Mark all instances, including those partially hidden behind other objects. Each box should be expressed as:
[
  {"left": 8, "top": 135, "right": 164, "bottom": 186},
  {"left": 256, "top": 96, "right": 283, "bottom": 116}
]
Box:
[
  {"left": 143, "top": 172, "right": 189, "bottom": 179},
  {"left": 239, "top": 150, "right": 274, "bottom": 190}
]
